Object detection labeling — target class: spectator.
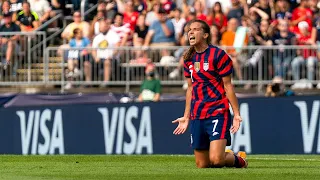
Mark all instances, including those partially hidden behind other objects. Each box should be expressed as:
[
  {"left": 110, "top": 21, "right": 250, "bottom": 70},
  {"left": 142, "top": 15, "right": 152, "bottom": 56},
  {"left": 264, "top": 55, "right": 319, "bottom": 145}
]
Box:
[
  {"left": 0, "top": 1, "right": 12, "bottom": 25},
  {"left": 291, "top": 0, "right": 313, "bottom": 33},
  {"left": 0, "top": 12, "right": 20, "bottom": 68},
  {"left": 186, "top": 7, "right": 197, "bottom": 22},
  {"left": 192, "top": 0, "right": 206, "bottom": 21},
  {"left": 138, "top": 62, "right": 161, "bottom": 102},
  {"left": 291, "top": 21, "right": 317, "bottom": 88},
  {"left": 9, "top": 0, "right": 22, "bottom": 14},
  {"left": 249, "top": 19, "right": 273, "bottom": 67},
  {"left": 252, "top": 0, "right": 275, "bottom": 23},
  {"left": 265, "top": 76, "right": 295, "bottom": 97},
  {"left": 65, "top": 28, "right": 91, "bottom": 90},
  {"left": 226, "top": 0, "right": 248, "bottom": 24},
  {"left": 180, "top": 0, "right": 190, "bottom": 18},
  {"left": 145, "top": 2, "right": 160, "bottom": 26},
  {"left": 145, "top": 0, "right": 156, "bottom": 12},
  {"left": 133, "top": 0, "right": 147, "bottom": 14},
  {"left": 207, "top": 2, "right": 227, "bottom": 34},
  {"left": 85, "top": 20, "right": 121, "bottom": 85},
  {"left": 220, "top": 18, "right": 248, "bottom": 81},
  {"left": 16, "top": 1, "right": 39, "bottom": 31},
  {"left": 28, "top": 0, "right": 56, "bottom": 27},
  {"left": 133, "top": 14, "right": 149, "bottom": 61},
  {"left": 90, "top": 2, "right": 107, "bottom": 37},
  {"left": 144, "top": 8, "right": 175, "bottom": 47},
  {"left": 171, "top": 8, "right": 186, "bottom": 43},
  {"left": 274, "top": 0, "right": 292, "bottom": 20},
  {"left": 160, "top": 0, "right": 175, "bottom": 15},
  {"left": 105, "top": 0, "right": 125, "bottom": 20},
  {"left": 210, "top": 24, "right": 220, "bottom": 45},
  {"left": 272, "top": 19, "right": 296, "bottom": 78},
  {"left": 249, "top": 5, "right": 270, "bottom": 25},
  {"left": 207, "top": 0, "right": 232, "bottom": 13},
  {"left": 49, "top": 0, "right": 65, "bottom": 14},
  {"left": 122, "top": 0, "right": 139, "bottom": 31},
  {"left": 144, "top": 7, "right": 176, "bottom": 65},
  {"left": 61, "top": 11, "right": 90, "bottom": 41},
  {"left": 110, "top": 13, "right": 131, "bottom": 46}
]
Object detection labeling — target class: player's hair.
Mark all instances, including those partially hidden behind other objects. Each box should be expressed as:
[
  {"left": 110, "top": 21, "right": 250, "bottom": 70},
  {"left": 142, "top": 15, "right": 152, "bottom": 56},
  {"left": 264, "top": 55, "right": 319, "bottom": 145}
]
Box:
[{"left": 183, "top": 20, "right": 212, "bottom": 61}]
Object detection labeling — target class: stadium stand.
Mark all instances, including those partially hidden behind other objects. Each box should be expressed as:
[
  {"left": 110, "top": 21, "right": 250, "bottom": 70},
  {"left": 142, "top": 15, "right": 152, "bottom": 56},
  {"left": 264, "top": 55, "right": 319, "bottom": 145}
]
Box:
[{"left": 1, "top": 0, "right": 320, "bottom": 95}]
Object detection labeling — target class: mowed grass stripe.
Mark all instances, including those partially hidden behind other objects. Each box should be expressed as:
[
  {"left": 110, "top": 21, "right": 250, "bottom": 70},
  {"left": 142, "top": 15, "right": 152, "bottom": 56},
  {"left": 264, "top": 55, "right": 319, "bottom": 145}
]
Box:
[{"left": 0, "top": 155, "right": 319, "bottom": 180}]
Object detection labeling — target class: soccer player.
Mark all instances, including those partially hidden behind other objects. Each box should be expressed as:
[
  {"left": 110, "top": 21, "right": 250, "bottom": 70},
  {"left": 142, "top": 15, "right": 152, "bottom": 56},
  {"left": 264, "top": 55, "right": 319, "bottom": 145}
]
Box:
[{"left": 172, "top": 20, "right": 247, "bottom": 168}]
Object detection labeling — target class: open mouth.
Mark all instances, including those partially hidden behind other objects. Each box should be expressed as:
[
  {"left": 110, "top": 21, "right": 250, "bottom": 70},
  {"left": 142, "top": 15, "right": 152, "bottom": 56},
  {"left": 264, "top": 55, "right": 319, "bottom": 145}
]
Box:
[{"left": 189, "top": 36, "right": 195, "bottom": 41}]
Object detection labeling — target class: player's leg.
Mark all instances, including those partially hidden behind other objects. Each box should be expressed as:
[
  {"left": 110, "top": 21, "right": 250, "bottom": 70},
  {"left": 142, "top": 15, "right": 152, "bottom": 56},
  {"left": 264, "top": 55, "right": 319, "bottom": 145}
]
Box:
[
  {"left": 194, "top": 150, "right": 210, "bottom": 168},
  {"left": 206, "top": 111, "right": 248, "bottom": 168},
  {"left": 190, "top": 119, "right": 210, "bottom": 168},
  {"left": 209, "top": 139, "right": 247, "bottom": 168},
  {"left": 209, "top": 139, "right": 227, "bottom": 167}
]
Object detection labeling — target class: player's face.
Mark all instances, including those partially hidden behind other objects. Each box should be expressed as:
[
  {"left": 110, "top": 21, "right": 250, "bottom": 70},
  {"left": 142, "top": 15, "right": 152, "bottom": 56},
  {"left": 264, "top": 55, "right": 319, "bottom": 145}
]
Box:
[{"left": 188, "top": 22, "right": 208, "bottom": 46}]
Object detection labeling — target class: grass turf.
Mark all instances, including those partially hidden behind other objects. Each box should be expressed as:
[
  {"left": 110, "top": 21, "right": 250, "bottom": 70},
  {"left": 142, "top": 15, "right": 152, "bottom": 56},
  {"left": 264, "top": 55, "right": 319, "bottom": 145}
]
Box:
[{"left": 0, "top": 155, "right": 319, "bottom": 180}]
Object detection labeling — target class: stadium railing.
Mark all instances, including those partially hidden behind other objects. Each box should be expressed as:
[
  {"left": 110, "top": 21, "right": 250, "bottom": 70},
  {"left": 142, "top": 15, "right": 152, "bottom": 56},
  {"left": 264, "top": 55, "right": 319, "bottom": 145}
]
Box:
[
  {"left": 2, "top": 44, "right": 320, "bottom": 92},
  {"left": 45, "top": 45, "right": 320, "bottom": 92},
  {"left": 0, "top": 31, "right": 46, "bottom": 86}
]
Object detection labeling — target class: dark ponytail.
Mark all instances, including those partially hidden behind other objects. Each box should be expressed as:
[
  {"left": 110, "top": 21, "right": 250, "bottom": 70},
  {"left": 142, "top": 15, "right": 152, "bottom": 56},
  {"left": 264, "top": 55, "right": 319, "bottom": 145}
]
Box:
[
  {"left": 183, "top": 20, "right": 212, "bottom": 61},
  {"left": 183, "top": 46, "right": 195, "bottom": 61}
]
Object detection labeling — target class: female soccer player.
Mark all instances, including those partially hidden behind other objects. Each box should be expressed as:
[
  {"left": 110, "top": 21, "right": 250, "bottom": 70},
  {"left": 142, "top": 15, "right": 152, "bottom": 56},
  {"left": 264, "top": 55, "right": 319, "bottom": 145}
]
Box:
[{"left": 172, "top": 20, "right": 247, "bottom": 168}]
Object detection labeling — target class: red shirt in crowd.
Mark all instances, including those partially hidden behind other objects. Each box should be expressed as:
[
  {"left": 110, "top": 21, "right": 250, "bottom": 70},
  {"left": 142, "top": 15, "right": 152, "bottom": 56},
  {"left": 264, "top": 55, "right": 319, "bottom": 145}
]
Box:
[
  {"left": 123, "top": 11, "right": 139, "bottom": 31},
  {"left": 291, "top": 7, "right": 313, "bottom": 33},
  {"left": 296, "top": 33, "right": 317, "bottom": 59},
  {"left": 206, "top": 15, "right": 227, "bottom": 30}
]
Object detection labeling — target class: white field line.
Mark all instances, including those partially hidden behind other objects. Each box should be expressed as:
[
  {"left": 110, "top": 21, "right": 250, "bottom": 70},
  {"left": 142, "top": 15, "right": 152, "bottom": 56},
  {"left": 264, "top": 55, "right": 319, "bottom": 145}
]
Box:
[{"left": 248, "top": 157, "right": 320, "bottom": 161}]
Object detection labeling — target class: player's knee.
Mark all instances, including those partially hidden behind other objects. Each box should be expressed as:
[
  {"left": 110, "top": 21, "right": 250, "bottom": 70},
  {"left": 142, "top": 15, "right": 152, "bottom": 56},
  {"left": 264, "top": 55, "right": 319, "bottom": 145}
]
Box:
[
  {"left": 209, "top": 156, "right": 225, "bottom": 167},
  {"left": 195, "top": 160, "right": 210, "bottom": 168}
]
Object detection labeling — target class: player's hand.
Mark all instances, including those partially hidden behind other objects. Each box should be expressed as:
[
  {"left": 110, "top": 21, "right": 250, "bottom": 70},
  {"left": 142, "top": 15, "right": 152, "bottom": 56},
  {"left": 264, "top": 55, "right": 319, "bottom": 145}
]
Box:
[
  {"left": 172, "top": 117, "right": 189, "bottom": 135},
  {"left": 230, "top": 115, "right": 242, "bottom": 134}
]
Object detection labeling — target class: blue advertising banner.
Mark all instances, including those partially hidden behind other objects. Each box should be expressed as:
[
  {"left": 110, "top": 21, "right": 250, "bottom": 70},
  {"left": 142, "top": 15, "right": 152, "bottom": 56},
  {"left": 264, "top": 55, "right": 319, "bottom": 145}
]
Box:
[{"left": 0, "top": 96, "right": 320, "bottom": 155}]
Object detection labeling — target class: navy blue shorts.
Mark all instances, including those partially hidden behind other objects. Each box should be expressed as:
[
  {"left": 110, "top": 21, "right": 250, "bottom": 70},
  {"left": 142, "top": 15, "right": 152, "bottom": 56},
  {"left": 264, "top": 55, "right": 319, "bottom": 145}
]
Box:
[{"left": 190, "top": 111, "right": 232, "bottom": 150}]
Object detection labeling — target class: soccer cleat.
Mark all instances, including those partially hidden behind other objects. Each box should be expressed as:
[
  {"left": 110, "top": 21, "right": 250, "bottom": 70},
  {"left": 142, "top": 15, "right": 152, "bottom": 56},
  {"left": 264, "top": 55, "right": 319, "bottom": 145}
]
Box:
[
  {"left": 225, "top": 149, "right": 234, "bottom": 154},
  {"left": 237, "top": 151, "right": 247, "bottom": 159},
  {"left": 237, "top": 151, "right": 248, "bottom": 168}
]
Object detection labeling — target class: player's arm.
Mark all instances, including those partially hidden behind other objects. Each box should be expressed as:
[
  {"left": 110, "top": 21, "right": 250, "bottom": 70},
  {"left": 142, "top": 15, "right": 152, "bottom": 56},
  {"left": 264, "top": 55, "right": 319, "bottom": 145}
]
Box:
[
  {"left": 222, "top": 74, "right": 240, "bottom": 117},
  {"left": 172, "top": 78, "right": 191, "bottom": 135},
  {"left": 183, "top": 78, "right": 192, "bottom": 120}
]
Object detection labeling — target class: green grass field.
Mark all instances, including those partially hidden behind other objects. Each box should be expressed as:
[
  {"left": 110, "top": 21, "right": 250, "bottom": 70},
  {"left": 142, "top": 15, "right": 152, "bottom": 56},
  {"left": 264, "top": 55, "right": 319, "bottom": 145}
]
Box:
[{"left": 0, "top": 155, "right": 319, "bottom": 180}]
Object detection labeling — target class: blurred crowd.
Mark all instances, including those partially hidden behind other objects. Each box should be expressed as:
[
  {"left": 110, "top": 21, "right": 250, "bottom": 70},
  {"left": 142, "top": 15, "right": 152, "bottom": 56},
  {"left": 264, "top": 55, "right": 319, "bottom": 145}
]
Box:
[
  {"left": 59, "top": 0, "right": 320, "bottom": 90},
  {"left": 2, "top": 0, "right": 320, "bottom": 92}
]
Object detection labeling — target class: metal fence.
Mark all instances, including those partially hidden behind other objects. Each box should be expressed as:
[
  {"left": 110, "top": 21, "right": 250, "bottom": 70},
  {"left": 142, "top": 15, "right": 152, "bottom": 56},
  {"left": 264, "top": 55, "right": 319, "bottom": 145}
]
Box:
[
  {"left": 46, "top": 46, "right": 184, "bottom": 92},
  {"left": 45, "top": 45, "right": 320, "bottom": 92},
  {"left": 0, "top": 32, "right": 46, "bottom": 85},
  {"left": 2, "top": 44, "right": 320, "bottom": 92}
]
